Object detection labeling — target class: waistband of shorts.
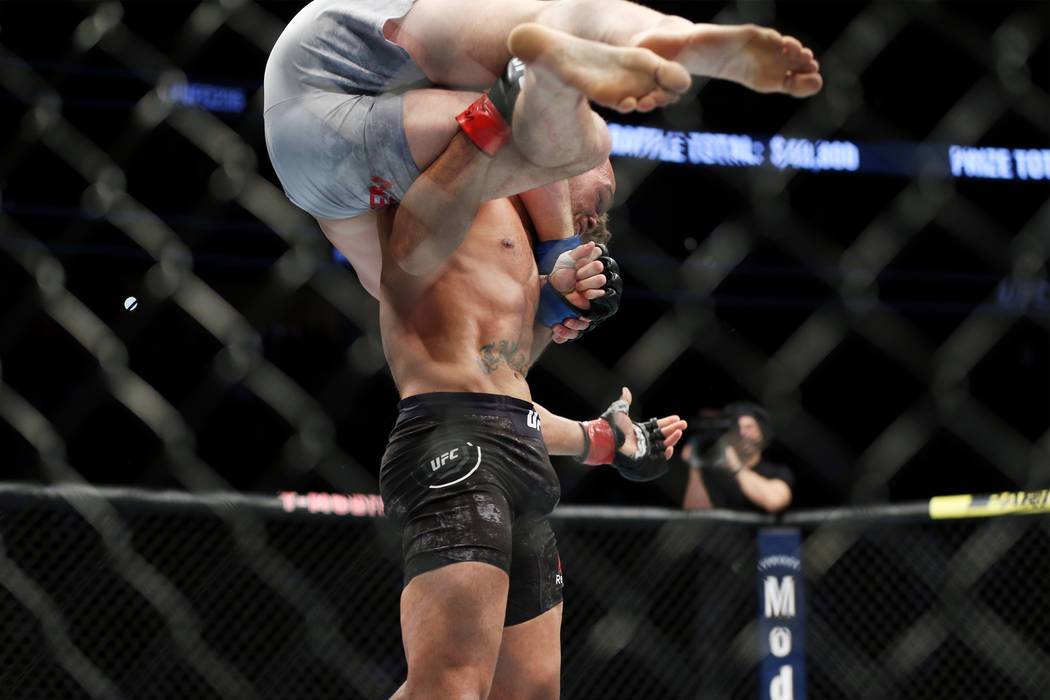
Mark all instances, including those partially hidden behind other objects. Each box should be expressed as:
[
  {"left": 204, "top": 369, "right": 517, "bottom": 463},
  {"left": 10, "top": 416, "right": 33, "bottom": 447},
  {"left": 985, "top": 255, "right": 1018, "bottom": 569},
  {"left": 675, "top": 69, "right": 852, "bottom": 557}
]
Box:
[{"left": 396, "top": 392, "right": 536, "bottom": 422}]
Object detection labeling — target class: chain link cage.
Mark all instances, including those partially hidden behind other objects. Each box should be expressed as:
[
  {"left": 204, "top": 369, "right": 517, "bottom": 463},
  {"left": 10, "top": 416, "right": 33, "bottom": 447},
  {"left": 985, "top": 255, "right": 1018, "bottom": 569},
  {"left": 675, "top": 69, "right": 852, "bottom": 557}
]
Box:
[
  {"left": 1, "top": 488, "right": 1047, "bottom": 699},
  {"left": 0, "top": 0, "right": 1048, "bottom": 698},
  {"left": 798, "top": 513, "right": 1050, "bottom": 700},
  {"left": 1, "top": 0, "right": 1046, "bottom": 506}
]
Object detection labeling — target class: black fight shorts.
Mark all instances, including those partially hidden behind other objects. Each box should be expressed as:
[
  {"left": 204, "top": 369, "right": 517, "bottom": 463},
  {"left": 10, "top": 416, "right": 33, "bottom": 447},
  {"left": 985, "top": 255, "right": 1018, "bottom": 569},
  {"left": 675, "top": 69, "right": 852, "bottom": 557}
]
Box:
[{"left": 379, "top": 392, "right": 563, "bottom": 626}]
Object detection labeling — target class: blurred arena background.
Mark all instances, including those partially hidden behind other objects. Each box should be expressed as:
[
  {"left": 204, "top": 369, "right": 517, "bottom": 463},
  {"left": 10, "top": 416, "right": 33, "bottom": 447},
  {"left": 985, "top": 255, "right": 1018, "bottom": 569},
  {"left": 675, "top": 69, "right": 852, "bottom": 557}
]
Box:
[{"left": 0, "top": 1, "right": 1047, "bottom": 699}]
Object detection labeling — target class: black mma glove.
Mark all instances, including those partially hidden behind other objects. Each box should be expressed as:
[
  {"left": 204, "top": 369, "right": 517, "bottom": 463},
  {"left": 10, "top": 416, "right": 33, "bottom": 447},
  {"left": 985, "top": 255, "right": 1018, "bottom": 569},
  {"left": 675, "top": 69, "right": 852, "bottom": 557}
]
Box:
[
  {"left": 611, "top": 416, "right": 669, "bottom": 482},
  {"left": 536, "top": 242, "right": 622, "bottom": 331},
  {"left": 577, "top": 396, "right": 669, "bottom": 482},
  {"left": 580, "top": 244, "right": 622, "bottom": 330}
]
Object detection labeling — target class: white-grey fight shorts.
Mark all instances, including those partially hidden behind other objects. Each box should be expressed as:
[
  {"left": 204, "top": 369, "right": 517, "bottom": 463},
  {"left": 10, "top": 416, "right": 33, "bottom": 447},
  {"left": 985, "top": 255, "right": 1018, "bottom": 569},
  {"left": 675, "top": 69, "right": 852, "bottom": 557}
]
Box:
[{"left": 263, "top": 0, "right": 427, "bottom": 219}]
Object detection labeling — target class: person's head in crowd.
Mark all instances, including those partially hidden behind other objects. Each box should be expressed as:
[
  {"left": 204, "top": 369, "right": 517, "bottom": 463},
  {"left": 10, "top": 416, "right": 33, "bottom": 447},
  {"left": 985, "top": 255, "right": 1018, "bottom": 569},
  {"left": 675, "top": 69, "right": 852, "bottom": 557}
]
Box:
[
  {"left": 682, "top": 400, "right": 794, "bottom": 513},
  {"left": 722, "top": 401, "right": 770, "bottom": 467}
]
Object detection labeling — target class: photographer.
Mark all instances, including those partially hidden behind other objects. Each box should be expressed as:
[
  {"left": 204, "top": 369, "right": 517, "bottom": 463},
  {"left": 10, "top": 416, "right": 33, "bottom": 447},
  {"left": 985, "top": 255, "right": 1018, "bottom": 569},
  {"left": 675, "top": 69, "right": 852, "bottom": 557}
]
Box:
[{"left": 681, "top": 402, "right": 794, "bottom": 513}]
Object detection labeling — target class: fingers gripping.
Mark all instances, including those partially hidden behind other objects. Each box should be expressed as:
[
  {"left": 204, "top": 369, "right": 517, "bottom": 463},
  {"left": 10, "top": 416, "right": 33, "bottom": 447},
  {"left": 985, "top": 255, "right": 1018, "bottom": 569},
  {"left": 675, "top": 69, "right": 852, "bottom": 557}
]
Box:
[
  {"left": 583, "top": 244, "right": 622, "bottom": 325},
  {"left": 535, "top": 239, "right": 621, "bottom": 332}
]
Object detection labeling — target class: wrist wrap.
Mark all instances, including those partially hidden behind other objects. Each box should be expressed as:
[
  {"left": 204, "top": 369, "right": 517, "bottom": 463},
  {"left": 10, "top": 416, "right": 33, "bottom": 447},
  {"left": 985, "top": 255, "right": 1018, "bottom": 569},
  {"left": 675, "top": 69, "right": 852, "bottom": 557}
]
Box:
[
  {"left": 578, "top": 418, "right": 621, "bottom": 465},
  {"left": 535, "top": 236, "right": 580, "bottom": 275},
  {"left": 536, "top": 235, "right": 585, "bottom": 327},
  {"left": 538, "top": 284, "right": 583, "bottom": 327},
  {"left": 456, "top": 58, "right": 525, "bottom": 157}
]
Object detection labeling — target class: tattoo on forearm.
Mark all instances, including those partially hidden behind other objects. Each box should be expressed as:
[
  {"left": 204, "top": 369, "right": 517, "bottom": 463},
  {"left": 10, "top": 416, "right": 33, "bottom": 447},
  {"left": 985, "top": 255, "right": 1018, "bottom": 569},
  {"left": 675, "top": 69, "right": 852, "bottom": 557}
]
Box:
[{"left": 477, "top": 340, "right": 528, "bottom": 375}]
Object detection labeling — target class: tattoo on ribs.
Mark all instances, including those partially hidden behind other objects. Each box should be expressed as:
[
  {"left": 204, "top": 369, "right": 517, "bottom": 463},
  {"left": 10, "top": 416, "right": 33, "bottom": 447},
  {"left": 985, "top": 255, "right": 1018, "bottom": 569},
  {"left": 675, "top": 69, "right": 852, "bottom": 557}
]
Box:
[{"left": 477, "top": 340, "right": 528, "bottom": 375}]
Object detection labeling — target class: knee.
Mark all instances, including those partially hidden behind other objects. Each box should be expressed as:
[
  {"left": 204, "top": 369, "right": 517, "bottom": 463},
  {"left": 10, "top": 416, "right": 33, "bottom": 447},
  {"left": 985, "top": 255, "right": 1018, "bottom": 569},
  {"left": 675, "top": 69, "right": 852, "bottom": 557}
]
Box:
[
  {"left": 491, "top": 665, "right": 559, "bottom": 700},
  {"left": 526, "top": 667, "right": 560, "bottom": 700},
  {"left": 578, "top": 113, "right": 612, "bottom": 170},
  {"left": 402, "top": 666, "right": 494, "bottom": 700}
]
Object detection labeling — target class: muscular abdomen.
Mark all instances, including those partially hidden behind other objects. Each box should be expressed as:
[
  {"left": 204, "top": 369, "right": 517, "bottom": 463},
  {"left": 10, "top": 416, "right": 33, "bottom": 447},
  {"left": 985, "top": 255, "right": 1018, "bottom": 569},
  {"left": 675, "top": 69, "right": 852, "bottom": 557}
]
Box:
[{"left": 380, "top": 199, "right": 540, "bottom": 400}]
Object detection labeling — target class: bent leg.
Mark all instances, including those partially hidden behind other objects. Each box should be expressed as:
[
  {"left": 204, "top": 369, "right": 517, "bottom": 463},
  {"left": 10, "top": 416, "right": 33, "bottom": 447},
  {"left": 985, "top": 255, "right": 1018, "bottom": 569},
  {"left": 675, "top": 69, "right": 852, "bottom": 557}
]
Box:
[
  {"left": 401, "top": 87, "right": 607, "bottom": 194},
  {"left": 532, "top": 0, "right": 821, "bottom": 97},
  {"left": 389, "top": 74, "right": 607, "bottom": 275},
  {"left": 394, "top": 562, "right": 510, "bottom": 700},
  {"left": 391, "top": 0, "right": 820, "bottom": 100},
  {"left": 488, "top": 604, "right": 563, "bottom": 700}
]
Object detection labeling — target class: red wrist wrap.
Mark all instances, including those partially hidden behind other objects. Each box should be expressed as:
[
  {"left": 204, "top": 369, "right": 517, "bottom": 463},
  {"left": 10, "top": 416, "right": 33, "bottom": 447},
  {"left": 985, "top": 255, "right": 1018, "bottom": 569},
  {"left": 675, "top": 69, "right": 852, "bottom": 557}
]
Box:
[
  {"left": 456, "top": 94, "right": 512, "bottom": 156},
  {"left": 580, "top": 419, "right": 616, "bottom": 465}
]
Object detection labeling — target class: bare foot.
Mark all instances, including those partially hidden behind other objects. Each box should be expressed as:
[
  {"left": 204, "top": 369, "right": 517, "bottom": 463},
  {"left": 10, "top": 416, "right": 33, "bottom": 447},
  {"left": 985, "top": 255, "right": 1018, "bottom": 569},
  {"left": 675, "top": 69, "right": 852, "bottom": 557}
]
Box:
[
  {"left": 508, "top": 23, "right": 692, "bottom": 113},
  {"left": 634, "top": 22, "right": 823, "bottom": 98}
]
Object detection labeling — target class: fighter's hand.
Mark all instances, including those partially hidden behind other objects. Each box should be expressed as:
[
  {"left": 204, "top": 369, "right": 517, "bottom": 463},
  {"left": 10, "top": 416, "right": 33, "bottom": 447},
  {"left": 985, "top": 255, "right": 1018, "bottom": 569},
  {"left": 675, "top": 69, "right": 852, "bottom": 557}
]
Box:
[
  {"left": 577, "top": 387, "right": 687, "bottom": 482},
  {"left": 550, "top": 317, "right": 591, "bottom": 344},
  {"left": 537, "top": 240, "right": 621, "bottom": 334},
  {"left": 577, "top": 244, "right": 622, "bottom": 326},
  {"left": 538, "top": 241, "right": 597, "bottom": 333},
  {"left": 547, "top": 241, "right": 602, "bottom": 306},
  {"left": 608, "top": 387, "right": 687, "bottom": 462}
]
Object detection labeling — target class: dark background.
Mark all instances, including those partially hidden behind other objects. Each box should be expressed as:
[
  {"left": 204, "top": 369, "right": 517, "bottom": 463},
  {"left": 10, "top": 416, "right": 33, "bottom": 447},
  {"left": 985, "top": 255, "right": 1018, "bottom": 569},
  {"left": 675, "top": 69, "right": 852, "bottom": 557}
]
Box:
[{"left": 1, "top": 0, "right": 1047, "bottom": 510}]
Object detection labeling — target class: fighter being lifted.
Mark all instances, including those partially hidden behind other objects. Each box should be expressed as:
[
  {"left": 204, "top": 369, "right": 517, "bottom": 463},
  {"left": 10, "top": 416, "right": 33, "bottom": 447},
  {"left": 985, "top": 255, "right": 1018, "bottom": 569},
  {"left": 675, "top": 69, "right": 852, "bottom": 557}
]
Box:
[
  {"left": 264, "top": 2, "right": 821, "bottom": 698},
  {"left": 264, "top": 0, "right": 822, "bottom": 296}
]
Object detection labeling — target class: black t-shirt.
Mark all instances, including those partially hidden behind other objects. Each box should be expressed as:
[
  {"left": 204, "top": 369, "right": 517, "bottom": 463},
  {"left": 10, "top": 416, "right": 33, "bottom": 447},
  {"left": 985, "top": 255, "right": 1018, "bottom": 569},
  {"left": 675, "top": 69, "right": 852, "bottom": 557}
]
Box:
[{"left": 702, "top": 458, "right": 795, "bottom": 512}]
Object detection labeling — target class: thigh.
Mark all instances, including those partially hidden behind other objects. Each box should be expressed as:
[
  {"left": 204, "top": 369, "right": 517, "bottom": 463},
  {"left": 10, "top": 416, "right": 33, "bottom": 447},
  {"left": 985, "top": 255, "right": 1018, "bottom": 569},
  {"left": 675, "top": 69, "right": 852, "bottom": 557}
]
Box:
[
  {"left": 505, "top": 516, "right": 563, "bottom": 626},
  {"left": 489, "top": 603, "right": 563, "bottom": 700},
  {"left": 401, "top": 87, "right": 482, "bottom": 171},
  {"left": 401, "top": 88, "right": 609, "bottom": 205},
  {"left": 265, "top": 90, "right": 419, "bottom": 220},
  {"left": 400, "top": 562, "right": 510, "bottom": 695},
  {"left": 385, "top": 0, "right": 545, "bottom": 86}
]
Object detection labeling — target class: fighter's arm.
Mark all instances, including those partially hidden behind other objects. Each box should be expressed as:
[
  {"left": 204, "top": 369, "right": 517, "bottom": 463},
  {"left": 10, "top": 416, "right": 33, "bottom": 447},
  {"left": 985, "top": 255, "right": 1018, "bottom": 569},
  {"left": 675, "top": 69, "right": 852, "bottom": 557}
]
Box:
[
  {"left": 528, "top": 241, "right": 607, "bottom": 356},
  {"left": 391, "top": 137, "right": 595, "bottom": 278},
  {"left": 517, "top": 179, "right": 599, "bottom": 349},
  {"left": 389, "top": 132, "right": 494, "bottom": 276},
  {"left": 534, "top": 388, "right": 687, "bottom": 481},
  {"left": 391, "top": 65, "right": 597, "bottom": 277},
  {"left": 534, "top": 404, "right": 589, "bottom": 456}
]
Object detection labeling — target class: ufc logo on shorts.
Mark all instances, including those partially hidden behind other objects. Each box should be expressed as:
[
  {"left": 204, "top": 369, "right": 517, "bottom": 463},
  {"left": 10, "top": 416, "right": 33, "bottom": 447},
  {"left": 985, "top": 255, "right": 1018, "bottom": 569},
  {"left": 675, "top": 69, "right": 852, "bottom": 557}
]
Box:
[
  {"left": 429, "top": 448, "right": 459, "bottom": 472},
  {"left": 526, "top": 410, "right": 541, "bottom": 431}
]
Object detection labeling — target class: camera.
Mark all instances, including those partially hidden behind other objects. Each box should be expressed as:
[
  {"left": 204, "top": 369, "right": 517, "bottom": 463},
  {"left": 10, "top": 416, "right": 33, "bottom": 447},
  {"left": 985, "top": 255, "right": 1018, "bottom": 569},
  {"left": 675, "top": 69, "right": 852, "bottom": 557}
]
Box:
[
  {"left": 684, "top": 402, "right": 771, "bottom": 470},
  {"left": 683, "top": 415, "right": 735, "bottom": 469}
]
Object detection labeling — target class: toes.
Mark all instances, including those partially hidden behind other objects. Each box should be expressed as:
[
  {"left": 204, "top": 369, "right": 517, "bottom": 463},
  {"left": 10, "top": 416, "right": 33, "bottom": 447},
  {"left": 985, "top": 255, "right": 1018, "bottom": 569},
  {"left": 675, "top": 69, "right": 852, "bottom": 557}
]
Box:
[
  {"left": 616, "top": 96, "right": 638, "bottom": 113},
  {"left": 654, "top": 58, "right": 692, "bottom": 94},
  {"left": 786, "top": 70, "right": 823, "bottom": 97},
  {"left": 781, "top": 34, "right": 804, "bottom": 55},
  {"left": 635, "top": 95, "right": 657, "bottom": 112},
  {"left": 651, "top": 87, "right": 680, "bottom": 107}
]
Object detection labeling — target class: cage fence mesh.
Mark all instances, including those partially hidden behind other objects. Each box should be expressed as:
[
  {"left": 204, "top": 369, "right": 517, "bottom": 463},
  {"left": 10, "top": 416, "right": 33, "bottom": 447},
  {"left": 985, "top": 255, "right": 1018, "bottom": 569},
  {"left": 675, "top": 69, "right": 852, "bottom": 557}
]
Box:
[
  {"left": 1, "top": 491, "right": 1048, "bottom": 699},
  {"left": 0, "top": 0, "right": 1046, "bottom": 499},
  {"left": 0, "top": 0, "right": 1048, "bottom": 699}
]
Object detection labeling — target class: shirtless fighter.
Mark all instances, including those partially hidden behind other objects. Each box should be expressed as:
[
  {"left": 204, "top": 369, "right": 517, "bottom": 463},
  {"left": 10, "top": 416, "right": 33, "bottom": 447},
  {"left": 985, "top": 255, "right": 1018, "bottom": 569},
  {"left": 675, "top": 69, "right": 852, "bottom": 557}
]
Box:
[
  {"left": 261, "top": 3, "right": 822, "bottom": 696},
  {"left": 376, "top": 164, "right": 688, "bottom": 699}
]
